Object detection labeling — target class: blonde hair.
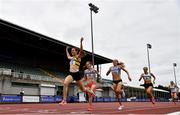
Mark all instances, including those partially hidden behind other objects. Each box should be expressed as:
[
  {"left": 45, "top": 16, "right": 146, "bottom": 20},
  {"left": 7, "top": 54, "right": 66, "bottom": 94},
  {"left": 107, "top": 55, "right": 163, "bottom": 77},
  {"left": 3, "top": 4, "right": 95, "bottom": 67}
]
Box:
[{"left": 118, "top": 61, "right": 125, "bottom": 68}]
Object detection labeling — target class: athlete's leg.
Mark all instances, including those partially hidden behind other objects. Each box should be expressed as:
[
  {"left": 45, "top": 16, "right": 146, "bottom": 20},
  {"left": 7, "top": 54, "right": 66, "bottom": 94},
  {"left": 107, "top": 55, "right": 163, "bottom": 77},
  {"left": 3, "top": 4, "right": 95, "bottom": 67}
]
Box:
[
  {"left": 171, "top": 92, "right": 174, "bottom": 99},
  {"left": 112, "top": 83, "right": 118, "bottom": 98},
  {"left": 111, "top": 83, "right": 120, "bottom": 104},
  {"left": 174, "top": 92, "right": 178, "bottom": 99},
  {"left": 116, "top": 82, "right": 123, "bottom": 106},
  {"left": 146, "top": 86, "right": 155, "bottom": 104},
  {"left": 60, "top": 75, "right": 73, "bottom": 105},
  {"left": 112, "top": 83, "right": 117, "bottom": 92},
  {"left": 121, "top": 84, "right": 125, "bottom": 98},
  {"left": 87, "top": 93, "right": 93, "bottom": 111},
  {"left": 147, "top": 86, "right": 154, "bottom": 98},
  {"left": 76, "top": 80, "right": 95, "bottom": 96},
  {"left": 87, "top": 84, "right": 96, "bottom": 111},
  {"left": 171, "top": 92, "right": 177, "bottom": 104}
]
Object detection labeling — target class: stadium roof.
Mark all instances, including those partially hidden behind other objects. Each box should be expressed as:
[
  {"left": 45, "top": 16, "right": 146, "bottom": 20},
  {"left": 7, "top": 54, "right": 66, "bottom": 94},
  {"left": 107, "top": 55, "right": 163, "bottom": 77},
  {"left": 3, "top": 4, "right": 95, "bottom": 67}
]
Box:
[{"left": 0, "top": 19, "right": 112, "bottom": 68}]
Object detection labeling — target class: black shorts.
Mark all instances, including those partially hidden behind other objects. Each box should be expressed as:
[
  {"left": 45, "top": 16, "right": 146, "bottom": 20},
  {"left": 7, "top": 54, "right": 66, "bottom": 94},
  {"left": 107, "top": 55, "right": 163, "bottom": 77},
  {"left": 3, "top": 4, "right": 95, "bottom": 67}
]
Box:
[
  {"left": 144, "top": 83, "right": 153, "bottom": 89},
  {"left": 113, "top": 79, "right": 122, "bottom": 84},
  {"left": 69, "top": 72, "right": 82, "bottom": 81}
]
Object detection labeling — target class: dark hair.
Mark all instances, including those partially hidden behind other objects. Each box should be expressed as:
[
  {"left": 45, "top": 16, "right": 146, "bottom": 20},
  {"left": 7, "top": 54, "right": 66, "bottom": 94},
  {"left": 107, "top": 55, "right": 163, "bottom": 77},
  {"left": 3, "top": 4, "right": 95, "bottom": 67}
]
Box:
[
  {"left": 83, "top": 65, "right": 87, "bottom": 71},
  {"left": 86, "top": 61, "right": 92, "bottom": 65},
  {"left": 71, "top": 47, "right": 86, "bottom": 57},
  {"left": 83, "top": 61, "right": 92, "bottom": 70},
  {"left": 143, "top": 67, "right": 148, "bottom": 70},
  {"left": 71, "top": 47, "right": 79, "bottom": 52}
]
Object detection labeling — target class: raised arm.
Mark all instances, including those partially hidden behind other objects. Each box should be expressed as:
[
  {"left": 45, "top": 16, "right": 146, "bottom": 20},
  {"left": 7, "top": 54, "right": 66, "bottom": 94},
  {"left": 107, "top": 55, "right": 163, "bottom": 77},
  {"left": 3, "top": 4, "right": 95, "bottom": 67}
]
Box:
[
  {"left": 120, "top": 66, "right": 132, "bottom": 81},
  {"left": 66, "top": 46, "right": 72, "bottom": 60},
  {"left": 150, "top": 73, "right": 156, "bottom": 84},
  {"left": 78, "top": 37, "right": 85, "bottom": 58}
]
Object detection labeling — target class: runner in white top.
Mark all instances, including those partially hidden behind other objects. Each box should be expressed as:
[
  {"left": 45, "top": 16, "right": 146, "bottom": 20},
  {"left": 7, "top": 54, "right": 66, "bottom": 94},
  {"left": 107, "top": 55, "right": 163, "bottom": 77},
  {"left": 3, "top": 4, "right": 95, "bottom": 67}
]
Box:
[
  {"left": 83, "top": 61, "right": 100, "bottom": 111},
  {"left": 139, "top": 67, "right": 156, "bottom": 105},
  {"left": 106, "top": 59, "right": 131, "bottom": 110},
  {"left": 169, "top": 81, "right": 179, "bottom": 104}
]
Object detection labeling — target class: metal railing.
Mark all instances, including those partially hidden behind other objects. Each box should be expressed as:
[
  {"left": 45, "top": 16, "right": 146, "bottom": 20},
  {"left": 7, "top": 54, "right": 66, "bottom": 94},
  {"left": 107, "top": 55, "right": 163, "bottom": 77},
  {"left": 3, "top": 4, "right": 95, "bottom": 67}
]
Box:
[
  {"left": 11, "top": 72, "right": 59, "bottom": 82},
  {"left": 0, "top": 68, "right": 62, "bottom": 83}
]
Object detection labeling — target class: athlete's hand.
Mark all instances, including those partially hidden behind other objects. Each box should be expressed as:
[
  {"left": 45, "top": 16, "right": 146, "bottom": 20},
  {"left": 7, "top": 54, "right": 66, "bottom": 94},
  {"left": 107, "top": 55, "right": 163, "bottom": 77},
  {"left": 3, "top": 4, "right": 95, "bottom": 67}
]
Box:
[
  {"left": 96, "top": 74, "right": 101, "bottom": 82},
  {"left": 66, "top": 46, "right": 69, "bottom": 50},
  {"left": 81, "top": 37, "right": 84, "bottom": 42},
  {"left": 128, "top": 77, "right": 132, "bottom": 81}
]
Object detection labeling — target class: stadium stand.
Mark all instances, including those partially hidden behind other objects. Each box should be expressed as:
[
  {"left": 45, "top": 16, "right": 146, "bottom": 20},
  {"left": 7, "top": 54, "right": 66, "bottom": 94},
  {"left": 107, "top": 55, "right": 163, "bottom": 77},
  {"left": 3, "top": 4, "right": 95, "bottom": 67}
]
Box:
[{"left": 0, "top": 18, "right": 112, "bottom": 100}]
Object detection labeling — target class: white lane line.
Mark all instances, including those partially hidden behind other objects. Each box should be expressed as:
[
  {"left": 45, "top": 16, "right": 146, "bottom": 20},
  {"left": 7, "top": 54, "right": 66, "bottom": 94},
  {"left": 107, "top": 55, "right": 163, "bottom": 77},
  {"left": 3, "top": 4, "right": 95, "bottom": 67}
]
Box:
[
  {"left": 167, "top": 111, "right": 180, "bottom": 115},
  {"left": 96, "top": 104, "right": 180, "bottom": 114}
]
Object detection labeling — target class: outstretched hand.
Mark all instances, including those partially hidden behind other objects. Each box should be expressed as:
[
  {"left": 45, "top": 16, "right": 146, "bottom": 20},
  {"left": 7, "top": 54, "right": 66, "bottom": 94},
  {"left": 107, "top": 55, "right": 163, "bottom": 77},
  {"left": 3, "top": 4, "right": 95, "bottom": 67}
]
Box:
[
  {"left": 66, "top": 46, "right": 69, "bottom": 50},
  {"left": 81, "top": 37, "right": 84, "bottom": 42},
  {"left": 97, "top": 75, "right": 101, "bottom": 83},
  {"left": 128, "top": 77, "right": 132, "bottom": 81}
]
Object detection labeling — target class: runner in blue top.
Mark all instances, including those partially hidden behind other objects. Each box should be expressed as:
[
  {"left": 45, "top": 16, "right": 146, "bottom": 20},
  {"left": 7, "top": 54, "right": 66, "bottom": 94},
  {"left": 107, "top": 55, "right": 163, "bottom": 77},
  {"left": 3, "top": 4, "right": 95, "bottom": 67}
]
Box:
[
  {"left": 106, "top": 59, "right": 131, "bottom": 110},
  {"left": 83, "top": 61, "right": 100, "bottom": 111}
]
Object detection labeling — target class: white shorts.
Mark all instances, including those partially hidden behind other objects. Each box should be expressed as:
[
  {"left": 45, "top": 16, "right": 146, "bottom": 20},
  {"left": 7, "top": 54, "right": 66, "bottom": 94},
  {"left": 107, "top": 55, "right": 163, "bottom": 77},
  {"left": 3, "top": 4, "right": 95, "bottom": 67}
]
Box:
[{"left": 171, "top": 88, "right": 177, "bottom": 93}]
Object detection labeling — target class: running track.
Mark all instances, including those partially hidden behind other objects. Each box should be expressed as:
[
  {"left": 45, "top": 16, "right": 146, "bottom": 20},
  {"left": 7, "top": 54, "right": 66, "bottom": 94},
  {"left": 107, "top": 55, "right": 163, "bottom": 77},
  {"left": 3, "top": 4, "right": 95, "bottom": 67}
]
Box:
[{"left": 0, "top": 102, "right": 180, "bottom": 114}]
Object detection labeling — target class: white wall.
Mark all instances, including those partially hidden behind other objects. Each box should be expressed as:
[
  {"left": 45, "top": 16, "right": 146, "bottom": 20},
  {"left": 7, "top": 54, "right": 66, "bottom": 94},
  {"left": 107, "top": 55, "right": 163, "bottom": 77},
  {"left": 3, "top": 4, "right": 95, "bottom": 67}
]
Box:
[
  {"left": 40, "top": 86, "right": 55, "bottom": 96},
  {"left": 0, "top": 76, "right": 39, "bottom": 95}
]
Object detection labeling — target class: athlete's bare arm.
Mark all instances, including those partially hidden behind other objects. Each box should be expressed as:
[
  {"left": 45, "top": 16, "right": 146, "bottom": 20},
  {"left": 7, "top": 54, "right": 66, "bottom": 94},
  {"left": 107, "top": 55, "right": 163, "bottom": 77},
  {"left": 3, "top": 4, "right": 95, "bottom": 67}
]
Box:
[
  {"left": 83, "top": 74, "right": 87, "bottom": 81},
  {"left": 106, "top": 67, "right": 111, "bottom": 76},
  {"left": 93, "top": 69, "right": 99, "bottom": 76},
  {"left": 78, "top": 37, "right": 85, "bottom": 58},
  {"left": 66, "top": 46, "right": 72, "bottom": 60},
  {"left": 139, "top": 74, "right": 143, "bottom": 82},
  {"left": 150, "top": 73, "right": 156, "bottom": 84},
  {"left": 120, "top": 65, "right": 132, "bottom": 81}
]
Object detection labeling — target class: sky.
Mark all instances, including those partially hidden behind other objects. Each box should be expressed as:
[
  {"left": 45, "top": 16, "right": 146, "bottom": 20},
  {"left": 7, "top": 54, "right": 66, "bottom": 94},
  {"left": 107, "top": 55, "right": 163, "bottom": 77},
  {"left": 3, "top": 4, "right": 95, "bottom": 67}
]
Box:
[{"left": 0, "top": 0, "right": 180, "bottom": 87}]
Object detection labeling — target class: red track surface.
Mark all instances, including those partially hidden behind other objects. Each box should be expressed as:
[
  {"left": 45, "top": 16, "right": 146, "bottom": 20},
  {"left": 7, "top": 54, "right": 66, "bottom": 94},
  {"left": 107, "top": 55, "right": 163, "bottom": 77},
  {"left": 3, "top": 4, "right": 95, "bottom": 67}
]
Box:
[{"left": 0, "top": 102, "right": 180, "bottom": 114}]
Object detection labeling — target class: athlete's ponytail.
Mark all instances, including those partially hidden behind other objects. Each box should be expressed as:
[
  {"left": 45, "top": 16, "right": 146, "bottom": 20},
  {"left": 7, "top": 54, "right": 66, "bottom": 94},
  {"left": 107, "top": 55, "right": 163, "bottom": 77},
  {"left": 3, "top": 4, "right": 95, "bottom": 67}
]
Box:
[{"left": 118, "top": 62, "right": 125, "bottom": 68}]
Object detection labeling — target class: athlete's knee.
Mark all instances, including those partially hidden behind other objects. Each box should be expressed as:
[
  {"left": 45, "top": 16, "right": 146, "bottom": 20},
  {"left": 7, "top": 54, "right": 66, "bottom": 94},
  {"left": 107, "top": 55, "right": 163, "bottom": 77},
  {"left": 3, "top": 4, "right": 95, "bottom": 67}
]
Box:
[
  {"left": 80, "top": 87, "right": 86, "bottom": 92},
  {"left": 145, "top": 90, "right": 150, "bottom": 94},
  {"left": 63, "top": 81, "right": 69, "bottom": 87},
  {"left": 116, "top": 90, "right": 122, "bottom": 94},
  {"left": 79, "top": 85, "right": 86, "bottom": 92},
  {"left": 147, "top": 88, "right": 152, "bottom": 93},
  {"left": 147, "top": 91, "right": 151, "bottom": 95},
  {"left": 171, "top": 94, "right": 174, "bottom": 97}
]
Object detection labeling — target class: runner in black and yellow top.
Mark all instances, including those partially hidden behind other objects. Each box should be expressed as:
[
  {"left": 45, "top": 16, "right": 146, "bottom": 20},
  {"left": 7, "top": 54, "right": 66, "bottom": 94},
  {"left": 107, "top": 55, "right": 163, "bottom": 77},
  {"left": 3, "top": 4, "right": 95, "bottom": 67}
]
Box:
[
  {"left": 59, "top": 37, "right": 95, "bottom": 105},
  {"left": 106, "top": 59, "right": 132, "bottom": 111},
  {"left": 139, "top": 67, "right": 156, "bottom": 105}
]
